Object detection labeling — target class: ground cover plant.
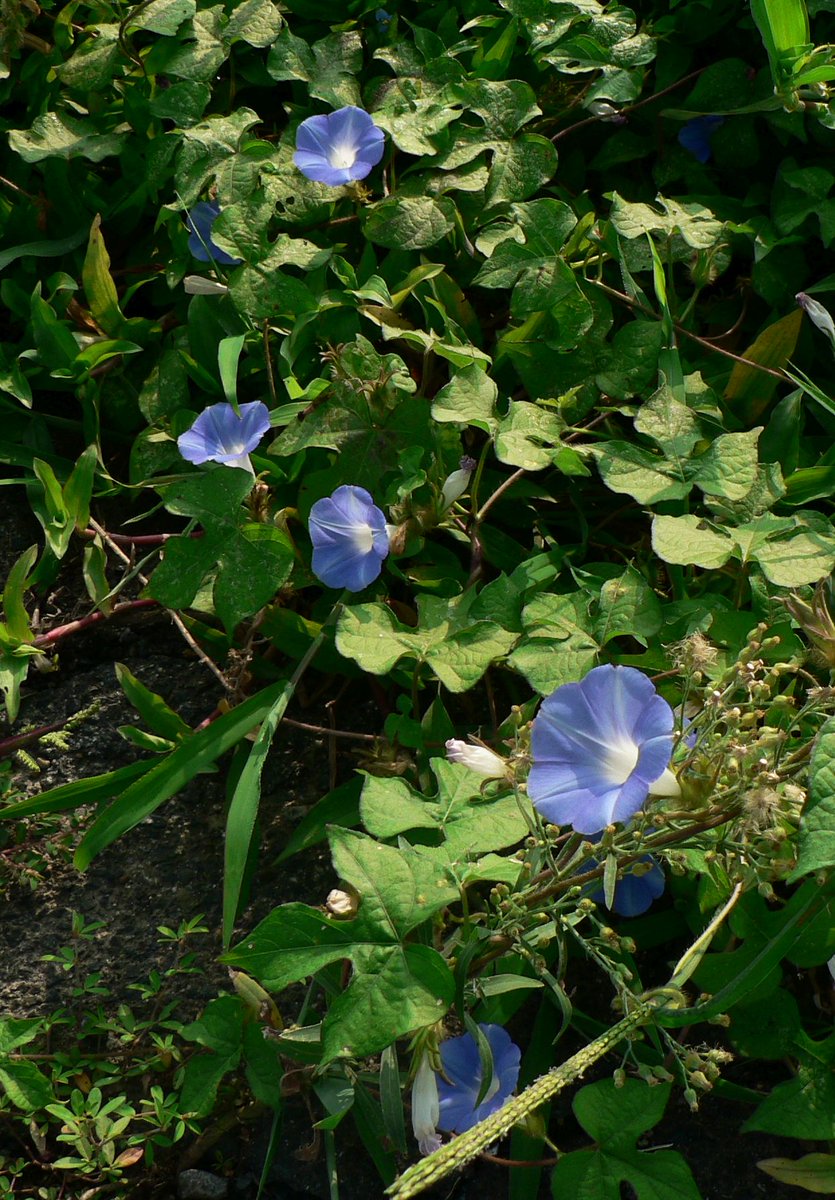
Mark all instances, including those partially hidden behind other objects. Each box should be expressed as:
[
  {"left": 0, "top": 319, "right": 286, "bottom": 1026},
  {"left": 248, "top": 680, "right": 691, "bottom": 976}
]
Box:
[{"left": 2, "top": 0, "right": 835, "bottom": 1195}]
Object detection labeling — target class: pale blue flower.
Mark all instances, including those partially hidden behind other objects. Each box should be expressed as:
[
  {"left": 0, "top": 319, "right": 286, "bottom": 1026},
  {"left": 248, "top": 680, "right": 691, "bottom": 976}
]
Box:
[
  {"left": 436, "top": 1025, "right": 520, "bottom": 1134},
  {"left": 293, "top": 107, "right": 385, "bottom": 187},
  {"left": 177, "top": 401, "right": 270, "bottom": 472},
  {"left": 185, "top": 200, "right": 242, "bottom": 266},
  {"left": 308, "top": 485, "right": 389, "bottom": 591},
  {"left": 528, "top": 665, "right": 679, "bottom": 835},
  {"left": 677, "top": 116, "right": 723, "bottom": 163}
]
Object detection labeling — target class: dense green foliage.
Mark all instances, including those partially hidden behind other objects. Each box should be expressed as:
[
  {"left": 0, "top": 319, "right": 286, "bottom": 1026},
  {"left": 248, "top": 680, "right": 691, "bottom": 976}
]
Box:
[{"left": 2, "top": 0, "right": 835, "bottom": 1195}]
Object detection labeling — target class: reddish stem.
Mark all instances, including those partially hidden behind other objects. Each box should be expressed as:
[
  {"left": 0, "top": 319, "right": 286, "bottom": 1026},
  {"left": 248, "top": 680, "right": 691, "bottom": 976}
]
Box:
[
  {"left": 0, "top": 719, "right": 67, "bottom": 758},
  {"left": 32, "top": 599, "right": 158, "bottom": 647},
  {"left": 80, "top": 528, "right": 202, "bottom": 546}
]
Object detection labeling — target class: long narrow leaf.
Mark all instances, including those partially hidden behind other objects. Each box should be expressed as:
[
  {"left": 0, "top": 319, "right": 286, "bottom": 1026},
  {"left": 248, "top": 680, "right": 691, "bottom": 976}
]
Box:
[
  {"left": 0, "top": 760, "right": 152, "bottom": 819},
  {"left": 222, "top": 679, "right": 293, "bottom": 948},
  {"left": 73, "top": 680, "right": 289, "bottom": 869}
]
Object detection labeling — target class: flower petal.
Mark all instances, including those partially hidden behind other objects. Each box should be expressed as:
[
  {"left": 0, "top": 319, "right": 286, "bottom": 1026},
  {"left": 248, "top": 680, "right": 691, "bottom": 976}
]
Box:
[
  {"left": 177, "top": 401, "right": 269, "bottom": 466},
  {"left": 294, "top": 107, "right": 385, "bottom": 186},
  {"left": 308, "top": 485, "right": 389, "bottom": 591},
  {"left": 529, "top": 665, "right": 675, "bottom": 834}
]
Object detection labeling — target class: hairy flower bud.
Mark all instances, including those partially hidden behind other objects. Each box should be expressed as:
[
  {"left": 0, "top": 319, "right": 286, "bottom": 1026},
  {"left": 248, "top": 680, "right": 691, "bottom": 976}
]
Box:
[
  {"left": 445, "top": 739, "right": 507, "bottom": 778},
  {"left": 440, "top": 457, "right": 477, "bottom": 511}
]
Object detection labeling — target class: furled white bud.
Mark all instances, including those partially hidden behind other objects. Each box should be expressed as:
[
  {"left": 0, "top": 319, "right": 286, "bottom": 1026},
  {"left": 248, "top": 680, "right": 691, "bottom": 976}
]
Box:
[
  {"left": 411, "top": 1052, "right": 441, "bottom": 1156},
  {"left": 183, "top": 275, "right": 229, "bottom": 295},
  {"left": 440, "top": 456, "right": 477, "bottom": 510},
  {"left": 796, "top": 292, "right": 835, "bottom": 349},
  {"left": 445, "top": 738, "right": 507, "bottom": 778},
  {"left": 828, "top": 953, "right": 835, "bottom": 985}
]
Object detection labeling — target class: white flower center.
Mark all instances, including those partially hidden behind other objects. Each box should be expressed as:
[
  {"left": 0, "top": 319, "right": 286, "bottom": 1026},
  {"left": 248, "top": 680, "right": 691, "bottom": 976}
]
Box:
[
  {"left": 603, "top": 738, "right": 640, "bottom": 786},
  {"left": 328, "top": 141, "right": 358, "bottom": 170},
  {"left": 350, "top": 523, "right": 374, "bottom": 554}
]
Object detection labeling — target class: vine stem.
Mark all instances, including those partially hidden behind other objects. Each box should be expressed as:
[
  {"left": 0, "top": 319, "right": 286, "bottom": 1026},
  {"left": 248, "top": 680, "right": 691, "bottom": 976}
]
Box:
[{"left": 387, "top": 999, "right": 656, "bottom": 1198}]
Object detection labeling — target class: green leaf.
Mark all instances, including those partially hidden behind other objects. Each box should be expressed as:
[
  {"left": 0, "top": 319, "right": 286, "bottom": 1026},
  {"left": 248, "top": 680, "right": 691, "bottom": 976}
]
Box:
[
  {"left": 57, "top": 25, "right": 123, "bottom": 90},
  {"left": 129, "top": 0, "right": 195, "bottom": 34},
  {"left": 474, "top": 199, "right": 578, "bottom": 316},
  {"left": 633, "top": 384, "right": 700, "bottom": 459},
  {"left": 743, "top": 1031, "right": 835, "bottom": 1140},
  {"left": 610, "top": 192, "right": 724, "bottom": 250},
  {"left": 336, "top": 593, "right": 519, "bottom": 693},
  {"left": 0, "top": 1017, "right": 42, "bottom": 1055},
  {"left": 0, "top": 1061, "right": 52, "bottom": 1112},
  {"left": 379, "top": 1044, "right": 407, "bottom": 1155},
  {"left": 81, "top": 214, "right": 123, "bottom": 336},
  {"left": 225, "top": 0, "right": 283, "bottom": 47},
  {"left": 651, "top": 515, "right": 733, "bottom": 569},
  {"left": 757, "top": 1154, "right": 835, "bottom": 1194},
  {"left": 724, "top": 309, "right": 803, "bottom": 423},
  {"left": 223, "top": 677, "right": 294, "bottom": 949},
  {"left": 592, "top": 441, "right": 690, "bottom": 504},
  {"left": 694, "top": 429, "right": 762, "bottom": 501},
  {"left": 360, "top": 760, "right": 528, "bottom": 857},
  {"left": 148, "top": 471, "right": 295, "bottom": 632},
  {"left": 267, "top": 27, "right": 361, "bottom": 106},
  {"left": 509, "top": 592, "right": 598, "bottom": 694},
  {"left": 9, "top": 112, "right": 127, "bottom": 163},
  {"left": 0, "top": 227, "right": 87, "bottom": 273},
  {"left": 2, "top": 545, "right": 37, "bottom": 644},
  {"left": 73, "top": 679, "right": 292, "bottom": 869},
  {"left": 495, "top": 401, "right": 566, "bottom": 469},
  {"left": 593, "top": 566, "right": 662, "bottom": 647},
  {"left": 0, "top": 760, "right": 152, "bottom": 820},
  {"left": 431, "top": 365, "right": 498, "bottom": 432},
  {"left": 224, "top": 830, "right": 457, "bottom": 1061},
  {"left": 790, "top": 716, "right": 835, "bottom": 878},
  {"left": 365, "top": 197, "right": 456, "bottom": 251},
  {"left": 115, "top": 664, "right": 192, "bottom": 743},
  {"left": 551, "top": 1079, "right": 701, "bottom": 1200}
]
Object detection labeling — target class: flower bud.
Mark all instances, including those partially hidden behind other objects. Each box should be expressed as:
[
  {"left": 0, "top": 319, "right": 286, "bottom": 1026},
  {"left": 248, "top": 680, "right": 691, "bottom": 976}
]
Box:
[
  {"left": 183, "top": 275, "right": 229, "bottom": 295},
  {"left": 797, "top": 292, "right": 835, "bottom": 348},
  {"left": 411, "top": 1051, "right": 441, "bottom": 1156},
  {"left": 445, "top": 739, "right": 507, "bottom": 778},
  {"left": 326, "top": 888, "right": 358, "bottom": 918},
  {"left": 440, "top": 457, "right": 477, "bottom": 510}
]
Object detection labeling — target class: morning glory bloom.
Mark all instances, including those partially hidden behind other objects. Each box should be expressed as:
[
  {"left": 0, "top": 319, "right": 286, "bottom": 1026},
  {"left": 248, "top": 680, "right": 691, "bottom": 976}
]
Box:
[
  {"left": 677, "top": 115, "right": 724, "bottom": 163},
  {"left": 436, "top": 1025, "right": 521, "bottom": 1135},
  {"left": 293, "top": 107, "right": 386, "bottom": 187},
  {"left": 308, "top": 485, "right": 389, "bottom": 591},
  {"left": 592, "top": 855, "right": 666, "bottom": 917},
  {"left": 177, "top": 401, "right": 270, "bottom": 473},
  {"left": 528, "top": 664, "right": 680, "bottom": 835},
  {"left": 185, "top": 200, "right": 242, "bottom": 266}
]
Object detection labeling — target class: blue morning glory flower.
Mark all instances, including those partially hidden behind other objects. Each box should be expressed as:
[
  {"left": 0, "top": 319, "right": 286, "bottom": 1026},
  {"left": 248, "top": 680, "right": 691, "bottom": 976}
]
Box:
[
  {"left": 293, "top": 107, "right": 386, "bottom": 187},
  {"left": 185, "top": 200, "right": 242, "bottom": 266},
  {"left": 677, "top": 116, "right": 724, "bottom": 164},
  {"left": 591, "top": 855, "right": 666, "bottom": 917},
  {"left": 308, "top": 485, "right": 389, "bottom": 591},
  {"left": 177, "top": 400, "right": 270, "bottom": 473},
  {"left": 436, "top": 1025, "right": 521, "bottom": 1135},
  {"left": 528, "top": 665, "right": 680, "bottom": 836}
]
